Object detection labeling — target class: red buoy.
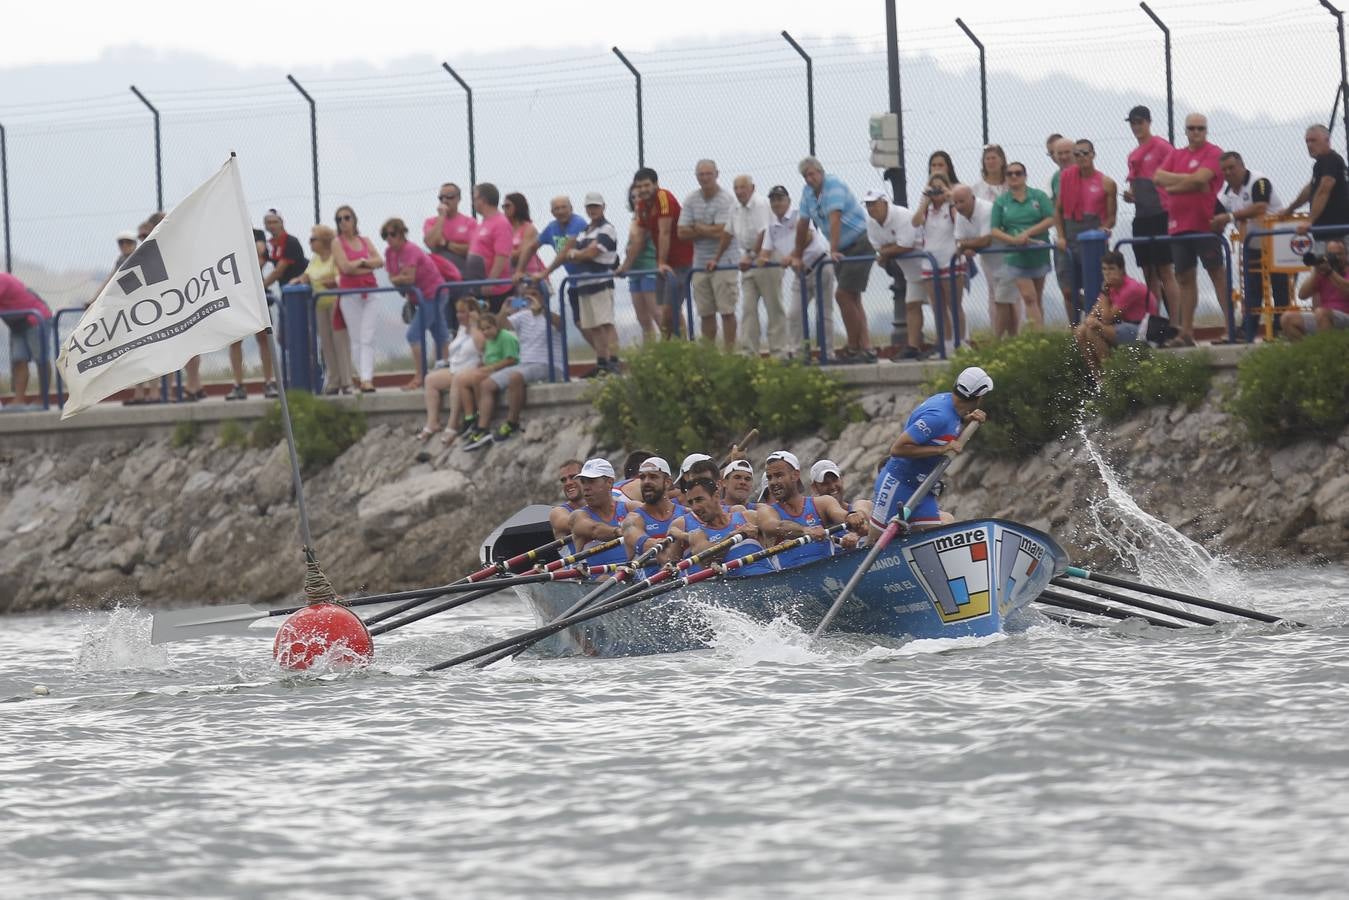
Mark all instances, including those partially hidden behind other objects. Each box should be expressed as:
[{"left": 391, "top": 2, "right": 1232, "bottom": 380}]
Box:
[{"left": 272, "top": 602, "right": 374, "bottom": 671}]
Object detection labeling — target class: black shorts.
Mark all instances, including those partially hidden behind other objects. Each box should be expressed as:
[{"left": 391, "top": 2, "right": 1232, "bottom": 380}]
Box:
[
  {"left": 1131, "top": 213, "right": 1170, "bottom": 268},
  {"left": 1170, "top": 231, "right": 1224, "bottom": 275}
]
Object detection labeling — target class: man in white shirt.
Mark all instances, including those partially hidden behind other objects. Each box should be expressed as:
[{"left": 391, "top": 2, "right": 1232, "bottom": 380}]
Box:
[
  {"left": 731, "top": 175, "right": 784, "bottom": 356},
  {"left": 953, "top": 184, "right": 1017, "bottom": 338},
  {"left": 863, "top": 190, "right": 927, "bottom": 359},
  {"left": 757, "top": 185, "right": 837, "bottom": 358}
]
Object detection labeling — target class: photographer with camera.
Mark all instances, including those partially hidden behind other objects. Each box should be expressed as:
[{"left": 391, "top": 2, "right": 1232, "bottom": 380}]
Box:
[{"left": 1281, "top": 239, "right": 1349, "bottom": 341}]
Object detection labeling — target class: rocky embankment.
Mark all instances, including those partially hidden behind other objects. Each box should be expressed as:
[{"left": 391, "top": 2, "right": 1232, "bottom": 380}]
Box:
[{"left": 2, "top": 377, "right": 1346, "bottom": 613}]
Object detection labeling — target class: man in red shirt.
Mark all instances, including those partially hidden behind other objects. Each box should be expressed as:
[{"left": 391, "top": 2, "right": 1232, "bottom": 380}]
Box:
[
  {"left": 619, "top": 167, "right": 694, "bottom": 338},
  {"left": 1123, "top": 105, "right": 1182, "bottom": 320},
  {"left": 0, "top": 272, "right": 52, "bottom": 406},
  {"left": 1154, "top": 113, "right": 1230, "bottom": 345}
]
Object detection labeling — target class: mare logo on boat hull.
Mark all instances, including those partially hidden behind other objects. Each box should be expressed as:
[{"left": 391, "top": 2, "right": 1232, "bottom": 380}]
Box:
[{"left": 903, "top": 527, "right": 992, "bottom": 624}]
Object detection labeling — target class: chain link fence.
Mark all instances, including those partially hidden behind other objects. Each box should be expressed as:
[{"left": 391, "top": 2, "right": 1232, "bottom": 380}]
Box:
[{"left": 2, "top": 1, "right": 1344, "bottom": 387}]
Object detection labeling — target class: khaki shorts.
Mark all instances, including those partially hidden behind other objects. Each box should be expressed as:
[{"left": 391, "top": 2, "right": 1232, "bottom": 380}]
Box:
[
  {"left": 692, "top": 269, "right": 739, "bottom": 317},
  {"left": 578, "top": 286, "right": 615, "bottom": 330}
]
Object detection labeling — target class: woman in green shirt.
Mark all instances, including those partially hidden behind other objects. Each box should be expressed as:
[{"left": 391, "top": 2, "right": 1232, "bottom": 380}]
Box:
[{"left": 990, "top": 162, "right": 1055, "bottom": 329}]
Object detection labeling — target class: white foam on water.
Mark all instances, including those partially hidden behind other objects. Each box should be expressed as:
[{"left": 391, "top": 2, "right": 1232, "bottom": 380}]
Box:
[
  {"left": 1077, "top": 424, "right": 1248, "bottom": 605},
  {"left": 699, "top": 604, "right": 832, "bottom": 666},
  {"left": 75, "top": 605, "right": 171, "bottom": 672},
  {"left": 857, "top": 631, "right": 1007, "bottom": 661}
]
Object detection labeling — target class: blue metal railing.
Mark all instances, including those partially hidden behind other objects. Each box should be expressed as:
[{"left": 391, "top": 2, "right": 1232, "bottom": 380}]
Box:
[
  {"left": 946, "top": 239, "right": 1061, "bottom": 343},
  {"left": 1111, "top": 232, "right": 1237, "bottom": 342},
  {"left": 0, "top": 308, "right": 51, "bottom": 410},
  {"left": 281, "top": 284, "right": 427, "bottom": 393}
]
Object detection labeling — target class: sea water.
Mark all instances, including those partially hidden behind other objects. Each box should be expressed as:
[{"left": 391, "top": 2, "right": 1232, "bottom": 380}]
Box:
[{"left": 3, "top": 449, "right": 1349, "bottom": 897}]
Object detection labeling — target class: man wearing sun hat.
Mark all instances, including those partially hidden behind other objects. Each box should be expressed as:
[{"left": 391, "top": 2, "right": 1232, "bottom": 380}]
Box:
[
  {"left": 721, "top": 458, "right": 757, "bottom": 509},
  {"left": 870, "top": 365, "right": 992, "bottom": 540}
]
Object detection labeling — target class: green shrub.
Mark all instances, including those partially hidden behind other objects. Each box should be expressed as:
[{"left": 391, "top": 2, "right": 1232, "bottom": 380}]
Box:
[
  {"left": 217, "top": 419, "right": 249, "bottom": 448},
  {"left": 1229, "top": 329, "right": 1349, "bottom": 444},
  {"left": 252, "top": 390, "right": 367, "bottom": 471},
  {"left": 925, "top": 332, "right": 1214, "bottom": 457},
  {"left": 591, "top": 341, "right": 861, "bottom": 462},
  {"left": 1092, "top": 344, "right": 1212, "bottom": 423},
  {"left": 170, "top": 419, "right": 201, "bottom": 449}
]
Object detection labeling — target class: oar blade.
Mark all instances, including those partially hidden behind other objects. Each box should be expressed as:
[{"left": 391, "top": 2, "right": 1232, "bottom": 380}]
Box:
[{"left": 149, "top": 603, "right": 275, "bottom": 644}]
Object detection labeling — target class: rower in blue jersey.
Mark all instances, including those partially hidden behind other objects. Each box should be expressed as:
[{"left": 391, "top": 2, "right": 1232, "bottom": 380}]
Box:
[
  {"left": 620, "top": 456, "right": 686, "bottom": 573},
  {"left": 548, "top": 459, "right": 586, "bottom": 553},
  {"left": 809, "top": 459, "right": 874, "bottom": 525},
  {"left": 756, "top": 450, "right": 866, "bottom": 569},
  {"left": 568, "top": 457, "right": 631, "bottom": 570},
  {"left": 615, "top": 448, "right": 654, "bottom": 503},
  {"left": 720, "top": 458, "right": 758, "bottom": 510},
  {"left": 668, "top": 478, "right": 777, "bottom": 577},
  {"left": 870, "top": 365, "right": 992, "bottom": 540}
]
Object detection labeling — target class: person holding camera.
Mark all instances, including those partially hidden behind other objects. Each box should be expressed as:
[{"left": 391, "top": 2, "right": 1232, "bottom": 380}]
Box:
[
  {"left": 912, "top": 172, "right": 964, "bottom": 354},
  {"left": 1281, "top": 240, "right": 1349, "bottom": 340}
]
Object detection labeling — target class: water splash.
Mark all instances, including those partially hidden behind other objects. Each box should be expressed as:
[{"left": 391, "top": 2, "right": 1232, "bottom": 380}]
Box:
[
  {"left": 700, "top": 604, "right": 830, "bottom": 665},
  {"left": 76, "top": 605, "right": 170, "bottom": 672},
  {"left": 1077, "top": 424, "right": 1247, "bottom": 605}
]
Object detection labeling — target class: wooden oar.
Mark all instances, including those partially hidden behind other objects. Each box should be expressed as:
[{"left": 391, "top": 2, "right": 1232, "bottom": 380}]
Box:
[
  {"left": 150, "top": 534, "right": 574, "bottom": 643},
  {"left": 368, "top": 568, "right": 588, "bottom": 637},
  {"left": 1049, "top": 577, "right": 1218, "bottom": 626},
  {"left": 1061, "top": 566, "right": 1302, "bottom": 626},
  {"left": 432, "top": 527, "right": 837, "bottom": 672},
  {"left": 471, "top": 538, "right": 676, "bottom": 669},
  {"left": 1036, "top": 589, "right": 1187, "bottom": 629},
  {"left": 812, "top": 420, "right": 979, "bottom": 640}
]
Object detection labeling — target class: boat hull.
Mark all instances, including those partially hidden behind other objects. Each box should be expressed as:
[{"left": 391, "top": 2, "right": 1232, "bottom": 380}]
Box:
[{"left": 513, "top": 519, "right": 1068, "bottom": 659}]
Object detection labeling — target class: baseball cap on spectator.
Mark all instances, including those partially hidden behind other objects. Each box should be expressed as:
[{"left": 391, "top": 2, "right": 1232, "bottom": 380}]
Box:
[
  {"left": 583, "top": 191, "right": 605, "bottom": 207},
  {"left": 954, "top": 366, "right": 995, "bottom": 399},
  {"left": 862, "top": 190, "right": 889, "bottom": 204},
  {"left": 809, "top": 460, "right": 841, "bottom": 483},
  {"left": 765, "top": 450, "right": 801, "bottom": 471},
  {"left": 1125, "top": 105, "right": 1152, "bottom": 122},
  {"left": 117, "top": 230, "right": 138, "bottom": 243},
  {"left": 767, "top": 185, "right": 790, "bottom": 199},
  {"left": 579, "top": 458, "right": 616, "bottom": 479},
  {"left": 638, "top": 456, "right": 672, "bottom": 477},
  {"left": 722, "top": 459, "right": 753, "bottom": 478},
  {"left": 679, "top": 453, "right": 712, "bottom": 477}
]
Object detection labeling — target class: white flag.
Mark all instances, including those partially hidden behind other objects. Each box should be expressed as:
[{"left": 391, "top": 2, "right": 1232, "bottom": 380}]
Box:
[{"left": 56, "top": 157, "right": 271, "bottom": 418}]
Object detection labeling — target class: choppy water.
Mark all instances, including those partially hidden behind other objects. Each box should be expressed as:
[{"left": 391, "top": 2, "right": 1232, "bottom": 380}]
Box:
[{"left": 2, "top": 560, "right": 1347, "bottom": 899}]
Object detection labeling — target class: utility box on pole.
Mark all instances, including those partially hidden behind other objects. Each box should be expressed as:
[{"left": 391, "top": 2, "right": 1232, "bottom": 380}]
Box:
[{"left": 869, "top": 113, "right": 901, "bottom": 169}]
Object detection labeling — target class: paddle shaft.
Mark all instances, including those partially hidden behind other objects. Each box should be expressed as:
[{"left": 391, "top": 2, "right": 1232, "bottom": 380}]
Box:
[
  {"left": 813, "top": 419, "right": 979, "bottom": 639},
  {"left": 1037, "top": 589, "right": 1186, "bottom": 629},
  {"left": 1064, "top": 567, "right": 1296, "bottom": 625},
  {"left": 368, "top": 568, "right": 584, "bottom": 637},
  {"left": 435, "top": 529, "right": 831, "bottom": 672},
  {"left": 1050, "top": 578, "right": 1217, "bottom": 626}
]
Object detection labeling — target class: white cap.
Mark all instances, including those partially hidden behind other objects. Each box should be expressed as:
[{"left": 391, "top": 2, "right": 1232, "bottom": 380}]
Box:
[
  {"left": 809, "top": 459, "right": 841, "bottom": 483},
  {"left": 954, "top": 365, "right": 994, "bottom": 399},
  {"left": 679, "top": 453, "right": 712, "bottom": 475},
  {"left": 722, "top": 459, "right": 754, "bottom": 477},
  {"left": 637, "top": 456, "right": 672, "bottom": 477},
  {"left": 578, "top": 458, "right": 616, "bottom": 479},
  {"left": 583, "top": 191, "right": 605, "bottom": 207},
  {"left": 116, "top": 230, "right": 138, "bottom": 243},
  {"left": 862, "top": 190, "right": 889, "bottom": 203},
  {"left": 765, "top": 450, "right": 801, "bottom": 471}
]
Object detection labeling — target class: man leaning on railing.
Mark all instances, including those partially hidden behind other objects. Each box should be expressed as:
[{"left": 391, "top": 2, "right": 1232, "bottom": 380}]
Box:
[{"left": 0, "top": 272, "right": 52, "bottom": 408}]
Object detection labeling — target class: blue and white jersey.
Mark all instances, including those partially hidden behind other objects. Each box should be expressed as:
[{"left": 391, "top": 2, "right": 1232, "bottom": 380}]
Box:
[
  {"left": 879, "top": 392, "right": 963, "bottom": 484},
  {"left": 770, "top": 497, "right": 834, "bottom": 570},
  {"left": 579, "top": 500, "right": 630, "bottom": 567}
]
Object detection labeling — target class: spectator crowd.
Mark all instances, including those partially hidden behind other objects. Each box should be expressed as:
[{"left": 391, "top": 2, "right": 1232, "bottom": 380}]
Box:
[{"left": 3, "top": 108, "right": 1348, "bottom": 412}]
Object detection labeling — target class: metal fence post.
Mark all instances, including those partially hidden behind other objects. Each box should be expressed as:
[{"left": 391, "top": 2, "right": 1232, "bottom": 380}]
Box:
[
  {"left": 611, "top": 48, "right": 644, "bottom": 167},
  {"left": 129, "top": 86, "right": 163, "bottom": 212},
  {"left": 1139, "top": 3, "right": 1174, "bottom": 144},
  {"left": 885, "top": 0, "right": 910, "bottom": 350},
  {"left": 286, "top": 75, "right": 319, "bottom": 225},
  {"left": 0, "top": 122, "right": 9, "bottom": 273},
  {"left": 954, "top": 19, "right": 988, "bottom": 146},
  {"left": 442, "top": 63, "right": 476, "bottom": 202},
  {"left": 1322, "top": 0, "right": 1349, "bottom": 156},
  {"left": 780, "top": 31, "right": 815, "bottom": 156}
]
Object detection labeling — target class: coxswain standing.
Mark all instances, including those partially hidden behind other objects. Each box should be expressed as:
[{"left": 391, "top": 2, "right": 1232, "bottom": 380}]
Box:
[
  {"left": 568, "top": 458, "right": 631, "bottom": 569},
  {"left": 756, "top": 451, "right": 866, "bottom": 567},
  {"left": 668, "top": 478, "right": 777, "bottom": 577},
  {"left": 869, "top": 366, "right": 992, "bottom": 541},
  {"left": 621, "top": 457, "right": 686, "bottom": 569}
]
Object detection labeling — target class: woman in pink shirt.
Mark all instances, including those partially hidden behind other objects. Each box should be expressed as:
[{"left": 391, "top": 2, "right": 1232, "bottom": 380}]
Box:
[
  {"left": 332, "top": 205, "right": 384, "bottom": 392},
  {"left": 382, "top": 217, "right": 449, "bottom": 390},
  {"left": 504, "top": 192, "right": 550, "bottom": 298},
  {"left": 1074, "top": 250, "right": 1158, "bottom": 378}
]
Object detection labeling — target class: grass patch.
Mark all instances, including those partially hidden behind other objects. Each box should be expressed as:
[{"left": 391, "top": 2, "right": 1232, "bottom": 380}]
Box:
[
  {"left": 251, "top": 390, "right": 367, "bottom": 471},
  {"left": 170, "top": 420, "right": 201, "bottom": 449},
  {"left": 217, "top": 419, "right": 249, "bottom": 449},
  {"left": 591, "top": 341, "right": 861, "bottom": 462},
  {"left": 1229, "top": 329, "right": 1349, "bottom": 444}
]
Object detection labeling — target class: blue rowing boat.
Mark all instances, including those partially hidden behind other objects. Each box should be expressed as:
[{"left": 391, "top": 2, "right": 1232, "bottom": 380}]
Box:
[{"left": 508, "top": 518, "right": 1069, "bottom": 659}]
